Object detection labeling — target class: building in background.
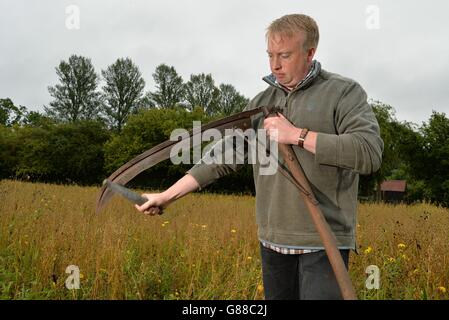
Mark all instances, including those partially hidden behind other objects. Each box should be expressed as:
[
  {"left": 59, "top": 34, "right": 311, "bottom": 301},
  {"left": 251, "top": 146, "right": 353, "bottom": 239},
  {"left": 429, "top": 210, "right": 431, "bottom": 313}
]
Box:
[{"left": 381, "top": 180, "right": 407, "bottom": 203}]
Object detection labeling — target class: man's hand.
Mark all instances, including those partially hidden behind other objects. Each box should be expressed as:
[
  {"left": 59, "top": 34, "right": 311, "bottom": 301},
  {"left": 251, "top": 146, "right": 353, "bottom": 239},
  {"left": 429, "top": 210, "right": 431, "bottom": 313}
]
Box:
[
  {"left": 263, "top": 113, "right": 302, "bottom": 145},
  {"left": 134, "top": 174, "right": 200, "bottom": 216},
  {"left": 135, "top": 193, "right": 169, "bottom": 216}
]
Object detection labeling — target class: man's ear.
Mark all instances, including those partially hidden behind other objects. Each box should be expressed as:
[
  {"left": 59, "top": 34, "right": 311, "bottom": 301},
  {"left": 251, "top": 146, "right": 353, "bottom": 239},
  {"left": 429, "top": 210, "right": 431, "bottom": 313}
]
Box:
[{"left": 307, "top": 47, "right": 316, "bottom": 63}]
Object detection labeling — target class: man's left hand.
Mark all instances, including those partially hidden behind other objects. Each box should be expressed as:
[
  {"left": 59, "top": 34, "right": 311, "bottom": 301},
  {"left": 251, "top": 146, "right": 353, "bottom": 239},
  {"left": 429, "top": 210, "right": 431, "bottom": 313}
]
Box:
[{"left": 263, "top": 113, "right": 301, "bottom": 145}]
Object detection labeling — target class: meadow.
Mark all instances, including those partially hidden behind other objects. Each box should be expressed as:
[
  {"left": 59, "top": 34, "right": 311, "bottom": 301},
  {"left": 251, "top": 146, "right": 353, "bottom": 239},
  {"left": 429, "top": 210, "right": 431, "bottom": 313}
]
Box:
[{"left": 0, "top": 180, "right": 448, "bottom": 300}]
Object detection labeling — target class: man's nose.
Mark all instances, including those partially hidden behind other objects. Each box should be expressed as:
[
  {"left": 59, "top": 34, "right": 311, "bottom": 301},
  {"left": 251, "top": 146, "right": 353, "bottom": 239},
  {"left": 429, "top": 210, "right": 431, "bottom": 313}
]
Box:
[{"left": 271, "top": 57, "right": 281, "bottom": 70}]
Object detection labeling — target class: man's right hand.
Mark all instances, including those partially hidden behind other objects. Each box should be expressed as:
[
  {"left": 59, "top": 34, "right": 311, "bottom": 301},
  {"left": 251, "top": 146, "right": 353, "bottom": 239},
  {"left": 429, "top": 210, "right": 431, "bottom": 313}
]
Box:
[
  {"left": 135, "top": 193, "right": 169, "bottom": 216},
  {"left": 134, "top": 174, "right": 201, "bottom": 217}
]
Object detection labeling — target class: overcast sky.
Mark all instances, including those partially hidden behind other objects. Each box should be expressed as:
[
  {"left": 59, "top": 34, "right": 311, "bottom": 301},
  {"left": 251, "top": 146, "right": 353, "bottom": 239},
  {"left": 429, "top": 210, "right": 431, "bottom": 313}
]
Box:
[{"left": 1, "top": 0, "right": 448, "bottom": 125}]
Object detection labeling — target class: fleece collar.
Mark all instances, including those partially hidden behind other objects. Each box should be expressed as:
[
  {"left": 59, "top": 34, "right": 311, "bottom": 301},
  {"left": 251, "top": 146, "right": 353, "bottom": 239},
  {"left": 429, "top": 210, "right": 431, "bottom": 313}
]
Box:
[{"left": 262, "top": 60, "right": 321, "bottom": 93}]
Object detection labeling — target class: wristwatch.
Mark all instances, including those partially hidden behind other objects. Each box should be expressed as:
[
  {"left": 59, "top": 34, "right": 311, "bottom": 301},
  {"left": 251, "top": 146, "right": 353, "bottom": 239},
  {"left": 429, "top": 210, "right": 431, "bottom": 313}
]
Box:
[{"left": 297, "top": 128, "right": 309, "bottom": 148}]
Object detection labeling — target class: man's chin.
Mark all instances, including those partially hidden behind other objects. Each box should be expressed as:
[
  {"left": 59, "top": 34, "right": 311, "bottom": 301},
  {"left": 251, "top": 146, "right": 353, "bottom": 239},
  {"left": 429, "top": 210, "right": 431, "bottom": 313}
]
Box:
[{"left": 278, "top": 80, "right": 295, "bottom": 90}]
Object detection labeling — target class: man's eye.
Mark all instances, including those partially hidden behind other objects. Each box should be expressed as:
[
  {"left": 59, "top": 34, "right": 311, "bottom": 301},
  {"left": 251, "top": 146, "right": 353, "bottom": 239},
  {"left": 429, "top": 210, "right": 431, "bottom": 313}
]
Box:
[{"left": 281, "top": 54, "right": 290, "bottom": 59}]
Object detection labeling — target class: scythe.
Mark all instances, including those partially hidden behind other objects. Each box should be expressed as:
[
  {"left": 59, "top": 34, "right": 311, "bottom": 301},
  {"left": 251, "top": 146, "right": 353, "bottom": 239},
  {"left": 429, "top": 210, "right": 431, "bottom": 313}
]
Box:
[{"left": 95, "top": 106, "right": 357, "bottom": 299}]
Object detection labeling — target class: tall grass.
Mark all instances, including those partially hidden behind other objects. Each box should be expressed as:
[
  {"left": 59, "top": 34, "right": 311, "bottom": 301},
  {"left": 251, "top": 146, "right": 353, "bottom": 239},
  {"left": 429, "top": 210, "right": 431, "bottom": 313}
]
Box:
[{"left": 0, "top": 180, "right": 448, "bottom": 299}]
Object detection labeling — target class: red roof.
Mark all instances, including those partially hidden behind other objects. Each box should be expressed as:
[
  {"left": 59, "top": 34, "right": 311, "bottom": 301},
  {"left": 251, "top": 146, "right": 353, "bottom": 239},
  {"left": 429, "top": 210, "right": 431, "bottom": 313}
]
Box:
[{"left": 381, "top": 180, "right": 407, "bottom": 192}]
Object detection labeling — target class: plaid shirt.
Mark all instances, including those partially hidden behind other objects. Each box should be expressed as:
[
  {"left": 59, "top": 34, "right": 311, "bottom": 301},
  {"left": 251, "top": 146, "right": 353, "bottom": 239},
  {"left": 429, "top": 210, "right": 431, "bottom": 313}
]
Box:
[{"left": 261, "top": 241, "right": 321, "bottom": 255}]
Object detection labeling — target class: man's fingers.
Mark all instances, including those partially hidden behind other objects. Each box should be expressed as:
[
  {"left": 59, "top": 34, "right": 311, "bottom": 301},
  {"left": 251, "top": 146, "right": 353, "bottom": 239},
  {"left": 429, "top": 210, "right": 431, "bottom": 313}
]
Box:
[
  {"left": 144, "top": 206, "right": 162, "bottom": 216},
  {"left": 135, "top": 202, "right": 162, "bottom": 216},
  {"left": 135, "top": 201, "right": 150, "bottom": 212},
  {"left": 134, "top": 193, "right": 164, "bottom": 216},
  {"left": 135, "top": 197, "right": 154, "bottom": 212}
]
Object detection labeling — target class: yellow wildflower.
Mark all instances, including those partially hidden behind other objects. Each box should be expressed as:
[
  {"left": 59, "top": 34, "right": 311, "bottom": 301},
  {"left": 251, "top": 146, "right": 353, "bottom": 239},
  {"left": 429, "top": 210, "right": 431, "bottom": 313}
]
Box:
[
  {"left": 257, "top": 284, "right": 264, "bottom": 293},
  {"left": 438, "top": 287, "right": 446, "bottom": 294},
  {"left": 247, "top": 256, "right": 252, "bottom": 260},
  {"left": 162, "top": 221, "right": 170, "bottom": 227},
  {"left": 398, "top": 243, "right": 406, "bottom": 250},
  {"left": 231, "top": 229, "right": 237, "bottom": 233},
  {"left": 364, "top": 246, "right": 372, "bottom": 254},
  {"left": 388, "top": 257, "right": 395, "bottom": 263}
]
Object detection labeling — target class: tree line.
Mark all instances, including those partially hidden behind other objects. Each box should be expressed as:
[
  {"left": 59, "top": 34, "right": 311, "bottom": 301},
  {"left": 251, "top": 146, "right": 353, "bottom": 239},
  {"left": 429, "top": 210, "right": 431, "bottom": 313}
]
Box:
[
  {"left": 42, "top": 55, "right": 248, "bottom": 131},
  {"left": 1, "top": 55, "right": 449, "bottom": 206}
]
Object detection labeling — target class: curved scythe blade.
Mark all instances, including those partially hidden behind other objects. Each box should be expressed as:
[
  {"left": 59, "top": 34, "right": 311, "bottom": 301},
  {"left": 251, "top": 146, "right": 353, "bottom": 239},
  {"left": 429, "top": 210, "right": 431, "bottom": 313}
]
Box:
[{"left": 96, "top": 107, "right": 264, "bottom": 213}]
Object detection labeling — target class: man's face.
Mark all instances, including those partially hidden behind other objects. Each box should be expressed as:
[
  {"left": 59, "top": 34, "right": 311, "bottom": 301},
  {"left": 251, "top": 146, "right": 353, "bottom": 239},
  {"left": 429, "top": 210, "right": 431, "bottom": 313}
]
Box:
[{"left": 267, "top": 32, "right": 315, "bottom": 89}]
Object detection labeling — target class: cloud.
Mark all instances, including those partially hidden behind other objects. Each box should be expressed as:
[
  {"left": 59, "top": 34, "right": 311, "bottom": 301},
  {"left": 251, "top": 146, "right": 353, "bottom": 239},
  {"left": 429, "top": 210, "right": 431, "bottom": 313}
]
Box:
[{"left": 0, "top": 0, "right": 448, "bottom": 124}]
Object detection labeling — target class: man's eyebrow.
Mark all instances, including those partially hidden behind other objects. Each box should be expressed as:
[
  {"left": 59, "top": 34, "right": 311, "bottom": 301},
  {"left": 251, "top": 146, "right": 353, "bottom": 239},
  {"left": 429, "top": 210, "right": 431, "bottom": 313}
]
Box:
[{"left": 266, "top": 50, "right": 292, "bottom": 55}]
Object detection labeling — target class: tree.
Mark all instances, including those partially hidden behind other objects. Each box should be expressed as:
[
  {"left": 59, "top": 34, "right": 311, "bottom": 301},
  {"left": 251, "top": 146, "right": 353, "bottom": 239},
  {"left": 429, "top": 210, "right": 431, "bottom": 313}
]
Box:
[
  {"left": 23, "top": 111, "right": 55, "bottom": 127},
  {"left": 184, "top": 73, "right": 220, "bottom": 115},
  {"left": 0, "top": 98, "right": 26, "bottom": 126},
  {"left": 46, "top": 55, "right": 102, "bottom": 122},
  {"left": 101, "top": 58, "right": 145, "bottom": 131},
  {"left": 381, "top": 119, "right": 426, "bottom": 204},
  {"left": 417, "top": 111, "right": 449, "bottom": 206},
  {"left": 146, "top": 64, "right": 185, "bottom": 109},
  {"left": 217, "top": 84, "right": 249, "bottom": 116}
]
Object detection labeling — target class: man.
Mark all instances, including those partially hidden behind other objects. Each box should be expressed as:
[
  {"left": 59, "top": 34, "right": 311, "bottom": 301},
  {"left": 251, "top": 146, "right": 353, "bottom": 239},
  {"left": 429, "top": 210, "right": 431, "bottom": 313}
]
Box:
[{"left": 135, "top": 14, "right": 383, "bottom": 300}]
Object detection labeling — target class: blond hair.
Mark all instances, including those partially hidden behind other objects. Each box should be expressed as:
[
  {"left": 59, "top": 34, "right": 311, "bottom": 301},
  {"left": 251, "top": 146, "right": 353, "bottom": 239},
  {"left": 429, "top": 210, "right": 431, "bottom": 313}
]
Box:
[{"left": 266, "top": 14, "right": 319, "bottom": 51}]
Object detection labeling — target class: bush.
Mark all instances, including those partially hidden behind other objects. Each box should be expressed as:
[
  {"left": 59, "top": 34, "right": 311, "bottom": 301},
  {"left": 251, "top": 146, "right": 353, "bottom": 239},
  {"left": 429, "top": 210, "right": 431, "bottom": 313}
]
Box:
[
  {"left": 13, "top": 121, "right": 109, "bottom": 185},
  {"left": 0, "top": 125, "right": 19, "bottom": 179}
]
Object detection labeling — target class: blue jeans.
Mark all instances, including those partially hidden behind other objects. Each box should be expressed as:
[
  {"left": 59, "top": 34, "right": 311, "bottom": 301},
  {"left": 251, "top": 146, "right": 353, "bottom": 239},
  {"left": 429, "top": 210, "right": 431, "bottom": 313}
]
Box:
[{"left": 260, "top": 243, "right": 350, "bottom": 300}]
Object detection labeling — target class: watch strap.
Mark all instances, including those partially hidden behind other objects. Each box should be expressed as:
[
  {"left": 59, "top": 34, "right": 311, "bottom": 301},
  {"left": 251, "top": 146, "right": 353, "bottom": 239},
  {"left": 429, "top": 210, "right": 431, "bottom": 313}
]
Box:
[{"left": 297, "top": 128, "right": 309, "bottom": 148}]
